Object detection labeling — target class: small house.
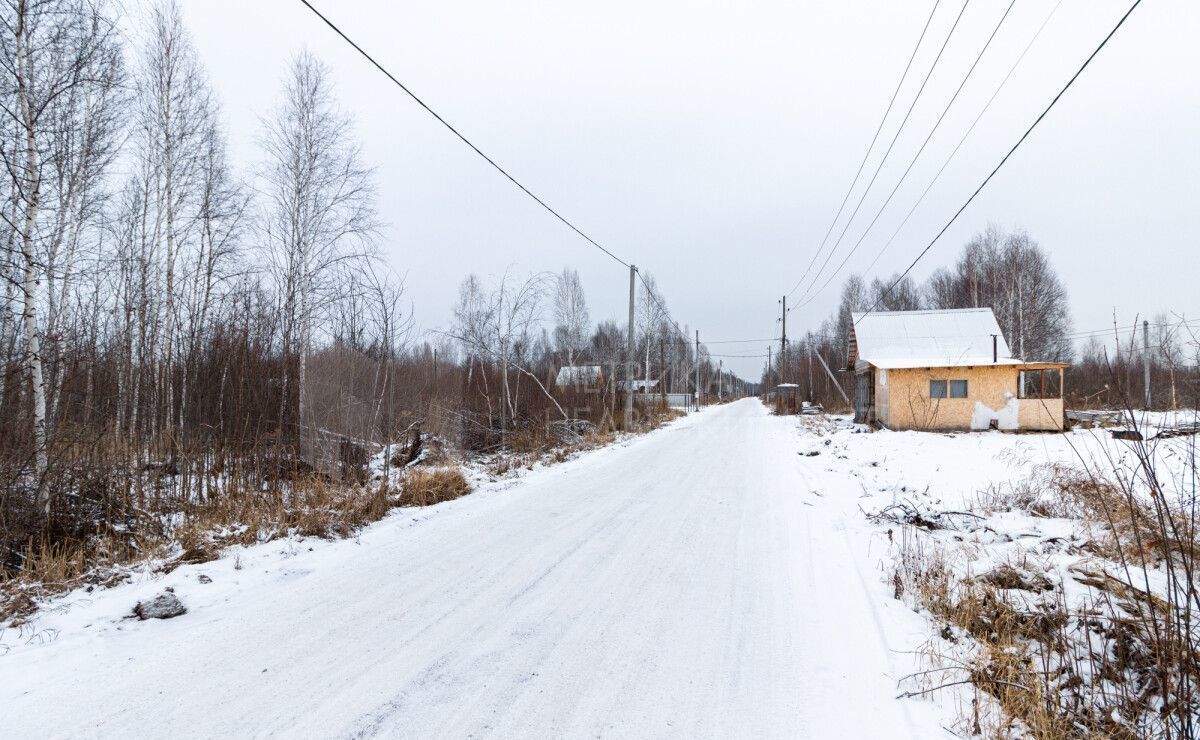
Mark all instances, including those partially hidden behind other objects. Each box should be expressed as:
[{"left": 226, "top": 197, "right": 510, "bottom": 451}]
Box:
[
  {"left": 775, "top": 382, "right": 800, "bottom": 414},
  {"left": 555, "top": 364, "right": 604, "bottom": 391},
  {"left": 848, "top": 308, "right": 1067, "bottom": 432}
]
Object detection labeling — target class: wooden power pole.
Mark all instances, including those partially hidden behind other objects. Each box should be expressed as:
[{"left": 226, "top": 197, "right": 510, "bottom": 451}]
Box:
[
  {"left": 625, "top": 265, "right": 637, "bottom": 427},
  {"left": 780, "top": 295, "right": 787, "bottom": 385},
  {"left": 1144, "top": 319, "right": 1152, "bottom": 409}
]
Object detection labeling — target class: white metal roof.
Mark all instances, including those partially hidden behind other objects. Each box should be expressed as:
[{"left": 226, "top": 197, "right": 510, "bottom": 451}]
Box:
[
  {"left": 851, "top": 308, "right": 1015, "bottom": 370},
  {"left": 555, "top": 365, "right": 602, "bottom": 385}
]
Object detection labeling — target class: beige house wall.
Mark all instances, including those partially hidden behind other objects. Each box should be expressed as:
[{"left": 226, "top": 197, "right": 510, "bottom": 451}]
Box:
[
  {"left": 876, "top": 365, "right": 1062, "bottom": 432},
  {"left": 875, "top": 369, "right": 890, "bottom": 423},
  {"left": 1018, "top": 396, "right": 1064, "bottom": 430}
]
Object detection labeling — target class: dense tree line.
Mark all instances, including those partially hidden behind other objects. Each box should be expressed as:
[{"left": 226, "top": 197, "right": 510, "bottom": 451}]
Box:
[{"left": 0, "top": 0, "right": 728, "bottom": 577}]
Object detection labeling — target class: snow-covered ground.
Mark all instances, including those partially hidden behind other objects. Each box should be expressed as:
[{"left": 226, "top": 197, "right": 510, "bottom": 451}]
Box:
[
  {"left": 6, "top": 400, "right": 1192, "bottom": 738},
  {"left": 795, "top": 408, "right": 1198, "bottom": 734},
  {"left": 2, "top": 399, "right": 949, "bottom": 739}
]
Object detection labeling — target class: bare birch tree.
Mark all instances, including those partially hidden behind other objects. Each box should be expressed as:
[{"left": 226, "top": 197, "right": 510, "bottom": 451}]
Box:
[
  {"left": 364, "top": 265, "right": 409, "bottom": 476},
  {"left": 136, "top": 0, "right": 218, "bottom": 452},
  {"left": 260, "top": 50, "right": 378, "bottom": 450},
  {"left": 1, "top": 0, "right": 123, "bottom": 510},
  {"left": 923, "top": 226, "right": 1071, "bottom": 361},
  {"left": 636, "top": 273, "right": 668, "bottom": 386},
  {"left": 552, "top": 267, "right": 588, "bottom": 369}
]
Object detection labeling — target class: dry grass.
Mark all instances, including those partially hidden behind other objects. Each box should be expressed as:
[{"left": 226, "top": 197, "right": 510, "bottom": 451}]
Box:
[
  {"left": 982, "top": 461, "right": 1194, "bottom": 564},
  {"left": 400, "top": 467, "right": 471, "bottom": 507},
  {"left": 1, "top": 475, "right": 403, "bottom": 625},
  {"left": 894, "top": 456, "right": 1200, "bottom": 739},
  {"left": 895, "top": 536, "right": 1109, "bottom": 738}
]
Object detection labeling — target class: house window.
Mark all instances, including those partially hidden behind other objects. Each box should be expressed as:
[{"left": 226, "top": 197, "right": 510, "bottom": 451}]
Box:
[
  {"left": 950, "top": 379, "right": 968, "bottom": 398},
  {"left": 1019, "top": 371, "right": 1039, "bottom": 398},
  {"left": 1044, "top": 369, "right": 1062, "bottom": 398},
  {"left": 1019, "top": 368, "right": 1063, "bottom": 399},
  {"left": 930, "top": 380, "right": 947, "bottom": 398}
]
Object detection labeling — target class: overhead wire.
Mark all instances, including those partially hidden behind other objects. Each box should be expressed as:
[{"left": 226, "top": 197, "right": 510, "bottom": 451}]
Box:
[
  {"left": 795, "top": 0, "right": 1018, "bottom": 309},
  {"left": 858, "top": 0, "right": 1145, "bottom": 324},
  {"left": 783, "top": 0, "right": 943, "bottom": 299},
  {"left": 298, "top": 0, "right": 726, "bottom": 374},
  {"left": 297, "top": 0, "right": 628, "bottom": 268},
  {"left": 791, "top": 0, "right": 973, "bottom": 304},
  {"left": 859, "top": 0, "right": 1065, "bottom": 279}
]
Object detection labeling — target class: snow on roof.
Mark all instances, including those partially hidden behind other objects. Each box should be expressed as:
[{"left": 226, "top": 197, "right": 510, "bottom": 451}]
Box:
[
  {"left": 556, "top": 365, "right": 602, "bottom": 385},
  {"left": 851, "top": 308, "right": 1014, "bottom": 370}
]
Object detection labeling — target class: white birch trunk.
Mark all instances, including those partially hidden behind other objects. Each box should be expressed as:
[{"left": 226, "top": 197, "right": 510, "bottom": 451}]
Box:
[{"left": 16, "top": 18, "right": 50, "bottom": 509}]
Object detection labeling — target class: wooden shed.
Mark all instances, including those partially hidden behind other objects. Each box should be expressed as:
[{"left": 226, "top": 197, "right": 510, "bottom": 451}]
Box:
[{"left": 848, "top": 308, "right": 1068, "bottom": 432}]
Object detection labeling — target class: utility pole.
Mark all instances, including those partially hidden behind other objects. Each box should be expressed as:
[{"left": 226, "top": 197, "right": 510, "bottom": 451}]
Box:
[
  {"left": 1143, "top": 319, "right": 1152, "bottom": 409},
  {"left": 695, "top": 330, "right": 701, "bottom": 410},
  {"left": 609, "top": 358, "right": 617, "bottom": 421},
  {"left": 718, "top": 359, "right": 723, "bottom": 401},
  {"left": 767, "top": 345, "right": 772, "bottom": 388},
  {"left": 625, "top": 265, "right": 637, "bottom": 428},
  {"left": 807, "top": 344, "right": 814, "bottom": 401},
  {"left": 780, "top": 296, "right": 788, "bottom": 385},
  {"left": 659, "top": 338, "right": 666, "bottom": 406}
]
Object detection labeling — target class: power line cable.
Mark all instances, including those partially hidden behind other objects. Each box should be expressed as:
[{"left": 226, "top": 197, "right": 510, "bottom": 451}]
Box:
[
  {"left": 858, "top": 0, "right": 1144, "bottom": 324},
  {"left": 795, "top": 0, "right": 1017, "bottom": 309},
  {"left": 297, "top": 0, "right": 629, "bottom": 268},
  {"left": 791, "top": 0, "right": 972, "bottom": 304},
  {"left": 300, "top": 0, "right": 718, "bottom": 364},
  {"left": 783, "top": 0, "right": 942, "bottom": 299},
  {"left": 859, "top": 0, "right": 1064, "bottom": 279}
]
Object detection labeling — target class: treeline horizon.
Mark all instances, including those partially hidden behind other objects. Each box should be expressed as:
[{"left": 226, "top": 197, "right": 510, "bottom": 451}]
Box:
[{"left": 766, "top": 225, "right": 1199, "bottom": 412}]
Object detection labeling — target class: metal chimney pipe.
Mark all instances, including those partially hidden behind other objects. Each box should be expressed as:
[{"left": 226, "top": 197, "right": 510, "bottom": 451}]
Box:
[{"left": 992, "top": 334, "right": 998, "bottom": 363}]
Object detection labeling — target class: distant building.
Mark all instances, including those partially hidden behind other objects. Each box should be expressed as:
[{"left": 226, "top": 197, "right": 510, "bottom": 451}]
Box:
[
  {"left": 555, "top": 364, "right": 604, "bottom": 390},
  {"left": 848, "top": 308, "right": 1067, "bottom": 432}
]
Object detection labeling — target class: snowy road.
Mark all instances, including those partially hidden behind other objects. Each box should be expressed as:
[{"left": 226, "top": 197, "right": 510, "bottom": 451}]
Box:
[{"left": 3, "top": 399, "right": 947, "bottom": 738}]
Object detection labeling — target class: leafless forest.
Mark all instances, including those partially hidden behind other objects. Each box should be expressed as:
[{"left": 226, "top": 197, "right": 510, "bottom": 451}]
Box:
[{"left": 0, "top": 0, "right": 748, "bottom": 601}]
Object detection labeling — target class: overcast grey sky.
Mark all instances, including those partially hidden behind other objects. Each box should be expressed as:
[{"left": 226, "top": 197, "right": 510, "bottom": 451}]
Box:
[{"left": 179, "top": 0, "right": 1197, "bottom": 379}]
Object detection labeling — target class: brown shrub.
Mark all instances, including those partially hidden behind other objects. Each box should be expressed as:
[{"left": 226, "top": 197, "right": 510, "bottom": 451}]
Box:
[{"left": 400, "top": 467, "right": 471, "bottom": 507}]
